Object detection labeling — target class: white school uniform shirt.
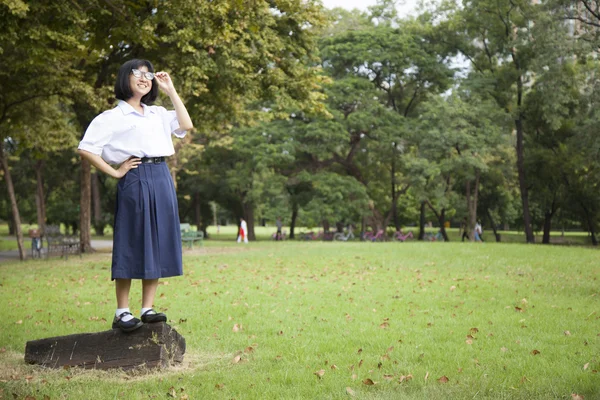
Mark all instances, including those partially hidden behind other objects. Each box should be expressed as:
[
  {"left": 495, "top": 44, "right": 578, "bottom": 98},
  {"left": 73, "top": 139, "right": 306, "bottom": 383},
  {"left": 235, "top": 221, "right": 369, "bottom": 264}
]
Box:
[{"left": 78, "top": 100, "right": 186, "bottom": 164}]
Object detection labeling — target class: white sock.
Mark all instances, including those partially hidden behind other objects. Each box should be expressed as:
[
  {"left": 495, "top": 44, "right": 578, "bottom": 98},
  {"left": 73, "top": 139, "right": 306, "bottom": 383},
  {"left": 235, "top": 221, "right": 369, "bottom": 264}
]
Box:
[
  {"left": 116, "top": 308, "right": 133, "bottom": 322},
  {"left": 141, "top": 307, "right": 155, "bottom": 316}
]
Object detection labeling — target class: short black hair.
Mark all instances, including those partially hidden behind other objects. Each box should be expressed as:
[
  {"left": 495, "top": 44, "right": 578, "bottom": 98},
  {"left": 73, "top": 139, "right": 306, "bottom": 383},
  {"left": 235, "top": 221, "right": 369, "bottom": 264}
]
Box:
[{"left": 114, "top": 59, "right": 158, "bottom": 104}]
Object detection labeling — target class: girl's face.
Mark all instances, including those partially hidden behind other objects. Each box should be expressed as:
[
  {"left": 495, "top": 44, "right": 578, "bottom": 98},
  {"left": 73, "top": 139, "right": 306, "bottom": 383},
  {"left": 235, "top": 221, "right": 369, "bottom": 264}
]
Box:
[{"left": 129, "top": 65, "right": 153, "bottom": 99}]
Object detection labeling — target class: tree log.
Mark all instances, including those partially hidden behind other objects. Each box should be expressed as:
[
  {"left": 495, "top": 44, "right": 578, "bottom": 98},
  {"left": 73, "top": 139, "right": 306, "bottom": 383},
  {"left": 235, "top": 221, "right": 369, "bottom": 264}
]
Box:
[{"left": 24, "top": 323, "right": 185, "bottom": 370}]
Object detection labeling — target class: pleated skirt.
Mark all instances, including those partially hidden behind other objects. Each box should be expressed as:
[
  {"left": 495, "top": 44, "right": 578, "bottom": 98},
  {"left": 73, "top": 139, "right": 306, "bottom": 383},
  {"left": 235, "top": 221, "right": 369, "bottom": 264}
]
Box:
[{"left": 111, "top": 162, "right": 183, "bottom": 280}]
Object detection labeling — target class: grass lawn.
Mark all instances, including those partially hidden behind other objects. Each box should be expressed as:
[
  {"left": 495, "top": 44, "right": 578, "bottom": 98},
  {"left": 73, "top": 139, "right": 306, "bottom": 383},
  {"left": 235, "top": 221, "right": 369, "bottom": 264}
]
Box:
[{"left": 0, "top": 240, "right": 598, "bottom": 399}]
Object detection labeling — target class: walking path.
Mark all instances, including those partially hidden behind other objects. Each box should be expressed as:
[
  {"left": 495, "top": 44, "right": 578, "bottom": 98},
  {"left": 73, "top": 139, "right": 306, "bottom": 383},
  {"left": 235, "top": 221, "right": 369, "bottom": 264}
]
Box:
[{"left": 0, "top": 239, "right": 112, "bottom": 263}]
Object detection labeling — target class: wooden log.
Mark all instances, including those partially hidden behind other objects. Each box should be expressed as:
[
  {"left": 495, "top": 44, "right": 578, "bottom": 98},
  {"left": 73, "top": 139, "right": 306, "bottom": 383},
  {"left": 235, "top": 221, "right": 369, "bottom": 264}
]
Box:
[{"left": 24, "top": 323, "right": 185, "bottom": 370}]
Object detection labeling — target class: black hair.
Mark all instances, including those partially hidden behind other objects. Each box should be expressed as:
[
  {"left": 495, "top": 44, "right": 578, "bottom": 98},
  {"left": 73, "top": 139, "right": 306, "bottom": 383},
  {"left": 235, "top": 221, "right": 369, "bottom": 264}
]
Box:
[{"left": 114, "top": 59, "right": 158, "bottom": 104}]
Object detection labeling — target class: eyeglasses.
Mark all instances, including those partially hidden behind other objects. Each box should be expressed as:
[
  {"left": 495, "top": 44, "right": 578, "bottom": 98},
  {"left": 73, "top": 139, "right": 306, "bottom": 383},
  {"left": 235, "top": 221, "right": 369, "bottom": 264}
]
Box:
[{"left": 131, "top": 69, "right": 155, "bottom": 80}]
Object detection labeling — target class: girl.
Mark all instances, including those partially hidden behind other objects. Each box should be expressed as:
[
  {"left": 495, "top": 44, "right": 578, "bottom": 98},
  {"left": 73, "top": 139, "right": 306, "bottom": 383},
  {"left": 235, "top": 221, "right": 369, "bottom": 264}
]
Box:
[{"left": 78, "top": 59, "right": 193, "bottom": 332}]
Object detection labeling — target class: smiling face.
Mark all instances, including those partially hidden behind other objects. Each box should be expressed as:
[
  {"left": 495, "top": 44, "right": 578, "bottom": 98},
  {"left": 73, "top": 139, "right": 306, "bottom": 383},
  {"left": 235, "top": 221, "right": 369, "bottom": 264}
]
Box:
[{"left": 129, "top": 65, "right": 153, "bottom": 99}]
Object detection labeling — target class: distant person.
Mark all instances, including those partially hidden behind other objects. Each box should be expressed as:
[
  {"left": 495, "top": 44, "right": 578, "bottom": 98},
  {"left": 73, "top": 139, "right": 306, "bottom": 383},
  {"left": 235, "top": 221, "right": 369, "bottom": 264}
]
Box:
[
  {"left": 77, "top": 59, "right": 194, "bottom": 332},
  {"left": 276, "top": 216, "right": 283, "bottom": 241},
  {"left": 474, "top": 221, "right": 483, "bottom": 242},
  {"left": 238, "top": 217, "right": 248, "bottom": 243},
  {"left": 460, "top": 218, "right": 470, "bottom": 242}
]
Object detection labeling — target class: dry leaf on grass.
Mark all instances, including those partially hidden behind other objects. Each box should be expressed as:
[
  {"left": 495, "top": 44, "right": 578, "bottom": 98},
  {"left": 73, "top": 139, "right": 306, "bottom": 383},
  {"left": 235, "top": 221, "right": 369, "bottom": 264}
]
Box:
[
  {"left": 362, "top": 378, "right": 376, "bottom": 385},
  {"left": 314, "top": 369, "right": 325, "bottom": 379},
  {"left": 346, "top": 387, "right": 355, "bottom": 396},
  {"left": 438, "top": 376, "right": 449, "bottom": 383}
]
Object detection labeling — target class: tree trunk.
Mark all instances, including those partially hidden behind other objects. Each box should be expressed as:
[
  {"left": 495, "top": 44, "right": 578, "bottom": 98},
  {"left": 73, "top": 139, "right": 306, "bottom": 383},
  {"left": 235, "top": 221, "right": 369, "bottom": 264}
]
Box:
[
  {"left": 391, "top": 153, "right": 399, "bottom": 230},
  {"left": 466, "top": 172, "right": 480, "bottom": 242},
  {"left": 91, "top": 172, "right": 105, "bottom": 236},
  {"left": 79, "top": 157, "right": 93, "bottom": 253},
  {"left": 425, "top": 201, "right": 449, "bottom": 242},
  {"left": 515, "top": 90, "right": 534, "bottom": 243},
  {"left": 322, "top": 219, "right": 331, "bottom": 232},
  {"left": 486, "top": 208, "right": 501, "bottom": 242},
  {"left": 289, "top": 202, "right": 298, "bottom": 239},
  {"left": 542, "top": 211, "right": 553, "bottom": 244},
  {"left": 0, "top": 141, "right": 26, "bottom": 260},
  {"left": 439, "top": 208, "right": 448, "bottom": 241},
  {"left": 418, "top": 201, "right": 426, "bottom": 241},
  {"left": 35, "top": 160, "right": 47, "bottom": 234},
  {"left": 194, "top": 192, "right": 202, "bottom": 230},
  {"left": 243, "top": 202, "right": 255, "bottom": 241},
  {"left": 579, "top": 203, "right": 598, "bottom": 246}
]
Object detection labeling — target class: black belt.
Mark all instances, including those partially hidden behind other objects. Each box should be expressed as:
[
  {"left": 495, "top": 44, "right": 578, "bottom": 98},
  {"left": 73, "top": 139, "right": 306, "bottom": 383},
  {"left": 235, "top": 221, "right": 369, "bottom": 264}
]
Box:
[{"left": 140, "top": 157, "right": 165, "bottom": 164}]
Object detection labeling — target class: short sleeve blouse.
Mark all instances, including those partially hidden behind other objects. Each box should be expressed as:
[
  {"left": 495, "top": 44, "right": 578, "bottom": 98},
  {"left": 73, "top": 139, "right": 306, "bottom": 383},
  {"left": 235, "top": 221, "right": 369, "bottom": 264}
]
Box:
[{"left": 78, "top": 100, "right": 186, "bottom": 164}]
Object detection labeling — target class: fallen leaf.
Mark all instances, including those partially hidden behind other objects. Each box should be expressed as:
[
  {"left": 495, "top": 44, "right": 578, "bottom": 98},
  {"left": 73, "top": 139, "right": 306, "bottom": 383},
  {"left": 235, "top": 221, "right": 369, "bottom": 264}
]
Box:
[
  {"left": 346, "top": 387, "right": 355, "bottom": 396},
  {"left": 362, "top": 378, "right": 376, "bottom": 385},
  {"left": 215, "top": 383, "right": 225, "bottom": 389},
  {"left": 424, "top": 372, "right": 429, "bottom": 381},
  {"left": 501, "top": 347, "right": 508, "bottom": 352},
  {"left": 438, "top": 376, "right": 449, "bottom": 383},
  {"left": 232, "top": 355, "right": 241, "bottom": 364},
  {"left": 383, "top": 374, "right": 394, "bottom": 380},
  {"left": 450, "top": 286, "right": 456, "bottom": 291},
  {"left": 470, "top": 328, "right": 479, "bottom": 334},
  {"left": 331, "top": 364, "right": 338, "bottom": 370},
  {"left": 358, "top": 359, "right": 363, "bottom": 368},
  {"left": 15, "top": 320, "right": 23, "bottom": 325},
  {"left": 278, "top": 330, "right": 284, "bottom": 336},
  {"left": 167, "top": 386, "right": 177, "bottom": 397},
  {"left": 351, "top": 374, "right": 358, "bottom": 380},
  {"left": 531, "top": 350, "right": 540, "bottom": 356},
  {"left": 466, "top": 339, "right": 473, "bottom": 345},
  {"left": 564, "top": 331, "right": 571, "bottom": 336},
  {"left": 583, "top": 363, "right": 589, "bottom": 370},
  {"left": 315, "top": 369, "right": 325, "bottom": 379},
  {"left": 379, "top": 322, "right": 389, "bottom": 329},
  {"left": 232, "top": 324, "right": 242, "bottom": 332},
  {"left": 357, "top": 348, "right": 363, "bottom": 354},
  {"left": 245, "top": 346, "right": 254, "bottom": 353},
  {"left": 571, "top": 394, "right": 584, "bottom": 400}
]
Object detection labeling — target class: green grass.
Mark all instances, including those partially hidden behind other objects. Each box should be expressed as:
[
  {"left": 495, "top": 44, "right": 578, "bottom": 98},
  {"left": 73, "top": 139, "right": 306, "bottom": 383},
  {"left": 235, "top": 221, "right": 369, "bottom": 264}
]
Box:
[{"left": 0, "top": 241, "right": 598, "bottom": 399}]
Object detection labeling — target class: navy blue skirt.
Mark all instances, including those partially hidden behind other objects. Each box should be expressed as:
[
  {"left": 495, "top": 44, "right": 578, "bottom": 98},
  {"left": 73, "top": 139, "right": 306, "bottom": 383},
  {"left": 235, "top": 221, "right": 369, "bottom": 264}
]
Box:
[{"left": 111, "top": 162, "right": 183, "bottom": 280}]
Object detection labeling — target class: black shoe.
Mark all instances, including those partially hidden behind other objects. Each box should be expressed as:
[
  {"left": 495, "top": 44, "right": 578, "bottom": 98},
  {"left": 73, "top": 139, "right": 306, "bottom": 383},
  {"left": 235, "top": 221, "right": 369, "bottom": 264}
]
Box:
[
  {"left": 112, "top": 312, "right": 143, "bottom": 332},
  {"left": 141, "top": 309, "right": 167, "bottom": 324}
]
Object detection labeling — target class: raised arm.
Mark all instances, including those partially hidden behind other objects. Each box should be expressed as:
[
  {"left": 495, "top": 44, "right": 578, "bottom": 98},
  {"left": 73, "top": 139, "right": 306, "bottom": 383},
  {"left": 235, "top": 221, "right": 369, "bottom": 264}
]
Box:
[{"left": 155, "top": 71, "right": 194, "bottom": 132}]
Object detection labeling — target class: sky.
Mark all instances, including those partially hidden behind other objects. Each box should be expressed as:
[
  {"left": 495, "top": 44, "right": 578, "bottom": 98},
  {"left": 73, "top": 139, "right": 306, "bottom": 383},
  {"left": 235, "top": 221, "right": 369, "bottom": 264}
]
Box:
[{"left": 320, "top": 0, "right": 418, "bottom": 18}]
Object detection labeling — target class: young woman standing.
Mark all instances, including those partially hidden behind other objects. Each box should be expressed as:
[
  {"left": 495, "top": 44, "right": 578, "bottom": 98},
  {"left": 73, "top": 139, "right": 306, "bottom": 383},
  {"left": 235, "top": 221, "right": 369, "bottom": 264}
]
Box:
[{"left": 78, "top": 59, "right": 193, "bottom": 332}]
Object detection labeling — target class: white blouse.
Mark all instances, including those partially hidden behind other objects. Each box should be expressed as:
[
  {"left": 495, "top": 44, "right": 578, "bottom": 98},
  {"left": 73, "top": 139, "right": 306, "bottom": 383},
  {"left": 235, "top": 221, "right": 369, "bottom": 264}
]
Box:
[{"left": 78, "top": 100, "right": 187, "bottom": 164}]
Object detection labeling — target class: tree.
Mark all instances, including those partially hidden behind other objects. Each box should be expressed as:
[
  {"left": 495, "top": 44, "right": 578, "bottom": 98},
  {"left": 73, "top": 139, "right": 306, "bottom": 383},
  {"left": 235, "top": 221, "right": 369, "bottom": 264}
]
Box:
[{"left": 436, "top": 0, "right": 576, "bottom": 242}]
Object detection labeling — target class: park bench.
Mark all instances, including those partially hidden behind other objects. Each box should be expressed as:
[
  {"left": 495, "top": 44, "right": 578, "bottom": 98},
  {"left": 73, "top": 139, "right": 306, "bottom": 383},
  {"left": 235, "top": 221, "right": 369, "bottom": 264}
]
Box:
[
  {"left": 45, "top": 225, "right": 81, "bottom": 259},
  {"left": 180, "top": 223, "right": 204, "bottom": 249}
]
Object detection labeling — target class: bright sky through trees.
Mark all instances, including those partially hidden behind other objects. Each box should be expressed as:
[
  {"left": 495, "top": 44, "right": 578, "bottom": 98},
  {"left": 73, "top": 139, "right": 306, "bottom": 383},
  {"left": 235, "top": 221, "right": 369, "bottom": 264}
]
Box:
[{"left": 321, "top": 0, "right": 418, "bottom": 16}]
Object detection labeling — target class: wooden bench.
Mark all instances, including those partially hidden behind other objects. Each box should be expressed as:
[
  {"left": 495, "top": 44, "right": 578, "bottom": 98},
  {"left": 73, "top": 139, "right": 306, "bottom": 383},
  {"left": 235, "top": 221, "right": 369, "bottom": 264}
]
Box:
[
  {"left": 180, "top": 223, "right": 204, "bottom": 249},
  {"left": 45, "top": 225, "right": 81, "bottom": 260}
]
